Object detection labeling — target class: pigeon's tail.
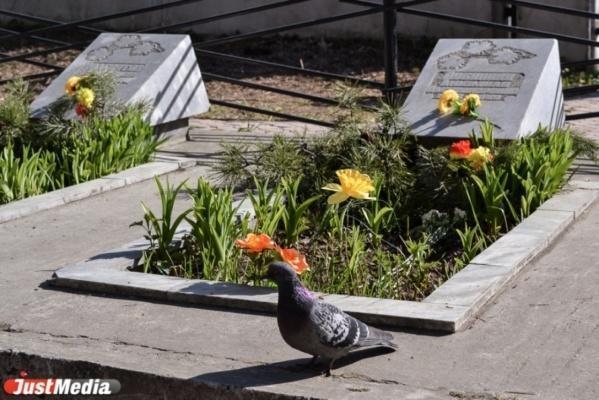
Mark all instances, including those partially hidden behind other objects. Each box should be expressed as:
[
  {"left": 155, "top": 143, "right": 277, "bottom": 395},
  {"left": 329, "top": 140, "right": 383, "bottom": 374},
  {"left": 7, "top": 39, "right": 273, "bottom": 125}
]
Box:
[{"left": 358, "top": 326, "right": 398, "bottom": 349}]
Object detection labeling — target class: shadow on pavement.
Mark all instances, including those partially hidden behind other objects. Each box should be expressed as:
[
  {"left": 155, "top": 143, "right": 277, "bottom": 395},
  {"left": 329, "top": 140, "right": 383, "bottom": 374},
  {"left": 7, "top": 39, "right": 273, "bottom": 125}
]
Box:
[{"left": 192, "top": 347, "right": 395, "bottom": 387}]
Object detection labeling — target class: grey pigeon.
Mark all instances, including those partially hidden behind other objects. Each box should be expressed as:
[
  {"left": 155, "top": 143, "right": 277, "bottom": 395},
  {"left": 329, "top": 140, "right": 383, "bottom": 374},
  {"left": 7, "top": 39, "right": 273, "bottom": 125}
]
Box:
[{"left": 265, "top": 262, "right": 398, "bottom": 376}]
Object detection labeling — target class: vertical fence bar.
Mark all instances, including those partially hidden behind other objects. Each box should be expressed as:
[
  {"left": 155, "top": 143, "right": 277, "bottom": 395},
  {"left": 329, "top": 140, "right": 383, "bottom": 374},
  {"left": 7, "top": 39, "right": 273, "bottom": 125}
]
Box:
[
  {"left": 504, "top": 1, "right": 517, "bottom": 38},
  {"left": 383, "top": 0, "right": 398, "bottom": 102}
]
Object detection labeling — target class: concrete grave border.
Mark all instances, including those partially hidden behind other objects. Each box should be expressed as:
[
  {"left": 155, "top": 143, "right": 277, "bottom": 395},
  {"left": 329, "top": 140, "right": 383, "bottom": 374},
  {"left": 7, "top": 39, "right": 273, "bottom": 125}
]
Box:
[
  {"left": 0, "top": 158, "right": 195, "bottom": 224},
  {"left": 50, "top": 180, "right": 599, "bottom": 333}
]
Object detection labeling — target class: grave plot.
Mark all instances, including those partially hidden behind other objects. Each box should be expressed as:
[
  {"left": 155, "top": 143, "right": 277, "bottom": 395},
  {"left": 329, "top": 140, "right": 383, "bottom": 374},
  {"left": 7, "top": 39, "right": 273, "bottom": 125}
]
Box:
[
  {"left": 50, "top": 38, "right": 598, "bottom": 331},
  {"left": 0, "top": 33, "right": 210, "bottom": 223}
]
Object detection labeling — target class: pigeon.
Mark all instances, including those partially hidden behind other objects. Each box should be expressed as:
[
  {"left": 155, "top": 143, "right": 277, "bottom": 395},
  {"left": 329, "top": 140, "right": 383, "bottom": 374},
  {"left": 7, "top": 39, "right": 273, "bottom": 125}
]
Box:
[{"left": 264, "top": 262, "right": 397, "bottom": 376}]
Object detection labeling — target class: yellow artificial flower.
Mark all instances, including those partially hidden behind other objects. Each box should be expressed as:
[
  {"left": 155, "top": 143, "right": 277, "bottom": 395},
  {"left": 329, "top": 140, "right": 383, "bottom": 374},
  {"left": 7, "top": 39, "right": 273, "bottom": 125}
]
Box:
[
  {"left": 76, "top": 88, "right": 95, "bottom": 109},
  {"left": 322, "top": 169, "right": 375, "bottom": 205},
  {"left": 64, "top": 76, "right": 82, "bottom": 97},
  {"left": 467, "top": 146, "right": 493, "bottom": 170},
  {"left": 438, "top": 89, "right": 459, "bottom": 114},
  {"left": 459, "top": 94, "right": 481, "bottom": 115}
]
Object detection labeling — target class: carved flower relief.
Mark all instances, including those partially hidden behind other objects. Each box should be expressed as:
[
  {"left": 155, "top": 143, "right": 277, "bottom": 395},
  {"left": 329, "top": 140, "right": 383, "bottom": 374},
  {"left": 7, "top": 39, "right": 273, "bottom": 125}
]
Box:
[
  {"left": 461, "top": 40, "right": 496, "bottom": 56},
  {"left": 113, "top": 34, "right": 145, "bottom": 48},
  {"left": 130, "top": 41, "right": 165, "bottom": 56},
  {"left": 436, "top": 40, "right": 537, "bottom": 71},
  {"left": 488, "top": 47, "right": 536, "bottom": 65},
  {"left": 437, "top": 53, "right": 469, "bottom": 71},
  {"left": 85, "top": 34, "right": 164, "bottom": 62}
]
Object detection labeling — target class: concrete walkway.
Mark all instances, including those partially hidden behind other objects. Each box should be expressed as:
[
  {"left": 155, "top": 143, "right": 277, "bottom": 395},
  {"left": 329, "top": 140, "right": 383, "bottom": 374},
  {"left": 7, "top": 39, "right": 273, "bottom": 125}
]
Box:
[{"left": 1, "top": 111, "right": 599, "bottom": 399}]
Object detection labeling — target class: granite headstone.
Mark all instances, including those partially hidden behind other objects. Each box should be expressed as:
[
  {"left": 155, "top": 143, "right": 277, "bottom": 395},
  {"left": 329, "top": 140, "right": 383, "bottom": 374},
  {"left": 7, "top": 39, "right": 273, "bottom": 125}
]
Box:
[
  {"left": 402, "top": 39, "right": 564, "bottom": 140},
  {"left": 30, "top": 33, "right": 210, "bottom": 137}
]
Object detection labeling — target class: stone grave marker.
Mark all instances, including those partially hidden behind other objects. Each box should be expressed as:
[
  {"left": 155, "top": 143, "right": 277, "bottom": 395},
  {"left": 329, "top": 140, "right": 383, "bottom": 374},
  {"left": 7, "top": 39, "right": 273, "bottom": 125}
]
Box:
[
  {"left": 30, "top": 33, "right": 210, "bottom": 140},
  {"left": 401, "top": 39, "right": 564, "bottom": 140}
]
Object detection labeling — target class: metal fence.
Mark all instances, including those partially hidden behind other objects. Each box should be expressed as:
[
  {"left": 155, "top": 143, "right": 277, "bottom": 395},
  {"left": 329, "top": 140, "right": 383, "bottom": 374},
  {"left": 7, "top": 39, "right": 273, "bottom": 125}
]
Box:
[{"left": 0, "top": 0, "right": 598, "bottom": 126}]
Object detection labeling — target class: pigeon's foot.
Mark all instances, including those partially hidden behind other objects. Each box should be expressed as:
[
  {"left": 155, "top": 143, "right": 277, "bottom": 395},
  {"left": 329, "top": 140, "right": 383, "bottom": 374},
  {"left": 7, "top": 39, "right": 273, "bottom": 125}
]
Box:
[{"left": 324, "top": 358, "right": 337, "bottom": 377}]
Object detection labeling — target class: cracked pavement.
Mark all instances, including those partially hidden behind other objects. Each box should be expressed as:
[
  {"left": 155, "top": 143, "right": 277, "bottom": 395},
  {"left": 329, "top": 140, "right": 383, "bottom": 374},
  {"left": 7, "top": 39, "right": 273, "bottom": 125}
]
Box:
[{"left": 1, "top": 118, "right": 599, "bottom": 399}]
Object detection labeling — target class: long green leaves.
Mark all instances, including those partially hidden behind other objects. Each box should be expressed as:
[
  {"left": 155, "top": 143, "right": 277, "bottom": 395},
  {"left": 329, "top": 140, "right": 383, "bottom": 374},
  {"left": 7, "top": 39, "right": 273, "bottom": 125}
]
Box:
[
  {"left": 188, "top": 178, "right": 248, "bottom": 281},
  {"left": 281, "top": 177, "right": 321, "bottom": 244},
  {"left": 0, "top": 107, "right": 158, "bottom": 205},
  {"left": 137, "top": 178, "right": 191, "bottom": 274},
  {"left": 0, "top": 144, "right": 57, "bottom": 203},
  {"left": 60, "top": 108, "right": 159, "bottom": 185}
]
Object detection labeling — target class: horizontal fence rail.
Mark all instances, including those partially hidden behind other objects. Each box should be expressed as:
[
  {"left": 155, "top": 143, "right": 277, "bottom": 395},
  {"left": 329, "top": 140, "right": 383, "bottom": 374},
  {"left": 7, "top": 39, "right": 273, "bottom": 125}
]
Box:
[{"left": 0, "top": 0, "right": 598, "bottom": 125}]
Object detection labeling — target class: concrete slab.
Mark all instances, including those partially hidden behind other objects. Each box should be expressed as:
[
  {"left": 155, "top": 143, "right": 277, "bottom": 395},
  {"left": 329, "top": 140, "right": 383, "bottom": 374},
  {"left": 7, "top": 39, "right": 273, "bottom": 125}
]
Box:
[
  {"left": 2, "top": 172, "right": 599, "bottom": 398},
  {"left": 470, "top": 210, "right": 573, "bottom": 268},
  {"left": 538, "top": 185, "right": 599, "bottom": 217}
]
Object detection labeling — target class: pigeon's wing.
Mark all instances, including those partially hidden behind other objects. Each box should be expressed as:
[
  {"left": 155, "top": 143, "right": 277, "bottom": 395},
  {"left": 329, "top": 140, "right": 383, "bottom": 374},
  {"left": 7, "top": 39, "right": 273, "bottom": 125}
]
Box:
[
  {"left": 310, "top": 302, "right": 369, "bottom": 349},
  {"left": 311, "top": 301, "right": 398, "bottom": 350}
]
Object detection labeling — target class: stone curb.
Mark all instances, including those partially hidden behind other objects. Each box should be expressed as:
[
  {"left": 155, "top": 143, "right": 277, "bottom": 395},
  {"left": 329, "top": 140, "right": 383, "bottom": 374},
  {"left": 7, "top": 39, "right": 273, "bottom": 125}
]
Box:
[
  {"left": 50, "top": 182, "right": 599, "bottom": 333},
  {"left": 0, "top": 161, "right": 188, "bottom": 224}
]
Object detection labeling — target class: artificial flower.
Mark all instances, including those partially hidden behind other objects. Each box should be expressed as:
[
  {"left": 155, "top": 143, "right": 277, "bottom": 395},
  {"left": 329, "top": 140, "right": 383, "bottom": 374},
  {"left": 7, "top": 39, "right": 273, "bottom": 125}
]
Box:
[
  {"left": 459, "top": 93, "right": 481, "bottom": 116},
  {"left": 449, "top": 140, "right": 473, "bottom": 160},
  {"left": 438, "top": 89, "right": 459, "bottom": 114},
  {"left": 75, "top": 103, "right": 88, "bottom": 118},
  {"left": 467, "top": 146, "right": 493, "bottom": 170},
  {"left": 64, "top": 76, "right": 82, "bottom": 96},
  {"left": 322, "top": 169, "right": 375, "bottom": 205},
  {"left": 76, "top": 88, "right": 95, "bottom": 109},
  {"left": 235, "top": 233, "right": 277, "bottom": 253},
  {"left": 278, "top": 247, "right": 310, "bottom": 274}
]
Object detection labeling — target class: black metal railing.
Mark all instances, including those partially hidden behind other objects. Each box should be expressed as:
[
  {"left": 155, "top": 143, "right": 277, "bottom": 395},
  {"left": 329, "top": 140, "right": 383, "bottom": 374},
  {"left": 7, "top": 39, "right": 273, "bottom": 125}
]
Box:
[{"left": 0, "top": 0, "right": 598, "bottom": 125}]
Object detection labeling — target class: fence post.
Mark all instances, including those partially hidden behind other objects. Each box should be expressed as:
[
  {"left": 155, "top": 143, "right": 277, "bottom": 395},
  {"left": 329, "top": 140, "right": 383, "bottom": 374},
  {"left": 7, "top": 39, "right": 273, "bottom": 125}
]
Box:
[{"left": 383, "top": 0, "right": 398, "bottom": 103}]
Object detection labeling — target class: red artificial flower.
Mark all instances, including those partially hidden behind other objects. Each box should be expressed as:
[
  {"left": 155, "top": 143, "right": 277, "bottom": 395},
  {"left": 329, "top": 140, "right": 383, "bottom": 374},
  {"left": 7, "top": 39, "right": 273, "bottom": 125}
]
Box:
[
  {"left": 278, "top": 247, "right": 310, "bottom": 274},
  {"left": 75, "top": 103, "right": 89, "bottom": 118},
  {"left": 449, "top": 140, "right": 473, "bottom": 160},
  {"left": 235, "top": 233, "right": 277, "bottom": 253}
]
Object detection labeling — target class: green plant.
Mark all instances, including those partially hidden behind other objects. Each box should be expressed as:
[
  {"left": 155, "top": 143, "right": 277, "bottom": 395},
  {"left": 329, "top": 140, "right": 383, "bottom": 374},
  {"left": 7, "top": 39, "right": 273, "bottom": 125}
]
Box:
[
  {"left": 281, "top": 177, "right": 321, "bottom": 244},
  {"left": 247, "top": 178, "right": 286, "bottom": 237},
  {"left": 187, "top": 178, "right": 248, "bottom": 281},
  {"left": 0, "top": 144, "right": 57, "bottom": 204},
  {"left": 509, "top": 129, "right": 576, "bottom": 218},
  {"left": 0, "top": 79, "right": 33, "bottom": 145},
  {"left": 134, "top": 178, "right": 192, "bottom": 275},
  {"left": 361, "top": 177, "right": 393, "bottom": 238},
  {"left": 401, "top": 235, "right": 438, "bottom": 297},
  {"left": 464, "top": 165, "right": 517, "bottom": 235},
  {"left": 60, "top": 108, "right": 159, "bottom": 185},
  {"left": 455, "top": 224, "right": 488, "bottom": 270}
]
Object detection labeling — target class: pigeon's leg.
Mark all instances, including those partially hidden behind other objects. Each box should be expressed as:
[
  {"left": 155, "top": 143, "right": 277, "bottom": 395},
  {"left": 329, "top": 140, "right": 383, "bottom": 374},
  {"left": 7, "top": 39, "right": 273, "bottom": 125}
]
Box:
[{"left": 325, "top": 358, "right": 337, "bottom": 377}]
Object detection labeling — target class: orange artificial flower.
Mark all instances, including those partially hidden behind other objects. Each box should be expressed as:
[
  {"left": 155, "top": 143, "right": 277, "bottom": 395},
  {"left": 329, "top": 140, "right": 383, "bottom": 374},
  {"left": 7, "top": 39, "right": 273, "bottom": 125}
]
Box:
[
  {"left": 235, "top": 233, "right": 276, "bottom": 253},
  {"left": 64, "top": 75, "right": 82, "bottom": 96},
  {"left": 449, "top": 140, "right": 473, "bottom": 160},
  {"left": 278, "top": 247, "right": 310, "bottom": 274}
]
